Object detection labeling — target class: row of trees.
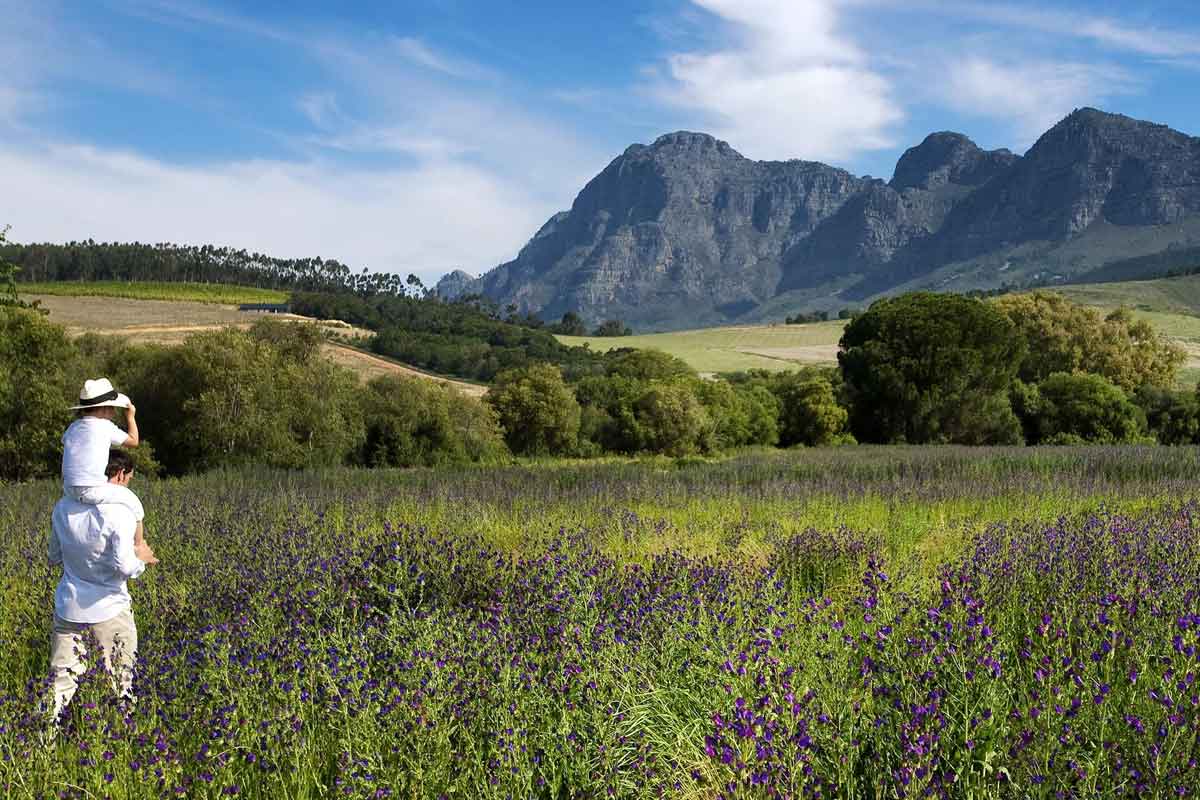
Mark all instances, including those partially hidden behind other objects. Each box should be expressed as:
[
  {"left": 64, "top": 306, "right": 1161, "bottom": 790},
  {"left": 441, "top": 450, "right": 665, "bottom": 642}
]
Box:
[
  {"left": 480, "top": 291, "right": 1198, "bottom": 456},
  {"left": 2, "top": 239, "right": 423, "bottom": 296},
  {"left": 0, "top": 310, "right": 506, "bottom": 481},
  {"left": 291, "top": 291, "right": 608, "bottom": 382}
]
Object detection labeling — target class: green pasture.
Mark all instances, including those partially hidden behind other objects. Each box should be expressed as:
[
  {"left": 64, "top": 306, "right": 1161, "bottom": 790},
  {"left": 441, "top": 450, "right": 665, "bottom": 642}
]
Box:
[
  {"left": 558, "top": 320, "right": 846, "bottom": 373},
  {"left": 18, "top": 280, "right": 289, "bottom": 305}
]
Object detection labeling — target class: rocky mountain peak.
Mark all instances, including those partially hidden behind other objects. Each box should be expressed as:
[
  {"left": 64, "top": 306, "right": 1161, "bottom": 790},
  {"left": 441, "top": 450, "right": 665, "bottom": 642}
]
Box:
[
  {"left": 891, "top": 131, "right": 1017, "bottom": 191},
  {"left": 648, "top": 131, "right": 734, "bottom": 156},
  {"left": 439, "top": 109, "right": 1200, "bottom": 330}
]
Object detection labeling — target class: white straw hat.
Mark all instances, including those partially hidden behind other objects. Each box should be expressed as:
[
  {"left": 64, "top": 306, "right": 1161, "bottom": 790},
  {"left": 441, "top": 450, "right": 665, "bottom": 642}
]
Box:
[{"left": 70, "top": 378, "right": 131, "bottom": 411}]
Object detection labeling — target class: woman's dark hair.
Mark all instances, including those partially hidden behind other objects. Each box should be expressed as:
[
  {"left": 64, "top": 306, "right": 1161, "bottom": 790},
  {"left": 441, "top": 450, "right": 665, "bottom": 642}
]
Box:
[{"left": 104, "top": 449, "right": 135, "bottom": 478}]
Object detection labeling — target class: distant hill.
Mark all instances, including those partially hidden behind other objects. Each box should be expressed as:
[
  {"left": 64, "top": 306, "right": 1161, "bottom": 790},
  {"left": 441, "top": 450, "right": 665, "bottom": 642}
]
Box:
[{"left": 440, "top": 108, "right": 1200, "bottom": 331}]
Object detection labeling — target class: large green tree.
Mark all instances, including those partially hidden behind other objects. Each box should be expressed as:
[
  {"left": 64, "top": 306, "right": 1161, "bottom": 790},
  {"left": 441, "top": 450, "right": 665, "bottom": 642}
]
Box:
[{"left": 839, "top": 292, "right": 1025, "bottom": 444}]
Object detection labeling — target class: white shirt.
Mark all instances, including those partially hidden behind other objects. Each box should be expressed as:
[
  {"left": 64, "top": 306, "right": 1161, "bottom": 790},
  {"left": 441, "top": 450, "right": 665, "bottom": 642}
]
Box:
[
  {"left": 49, "top": 495, "right": 145, "bottom": 624},
  {"left": 62, "top": 417, "right": 130, "bottom": 488}
]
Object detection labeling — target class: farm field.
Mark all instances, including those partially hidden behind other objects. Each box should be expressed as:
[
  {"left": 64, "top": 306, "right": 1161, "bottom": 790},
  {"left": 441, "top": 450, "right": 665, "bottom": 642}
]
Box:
[
  {"left": 5, "top": 446, "right": 1200, "bottom": 798},
  {"left": 558, "top": 321, "right": 846, "bottom": 374},
  {"left": 19, "top": 280, "right": 289, "bottom": 305}
]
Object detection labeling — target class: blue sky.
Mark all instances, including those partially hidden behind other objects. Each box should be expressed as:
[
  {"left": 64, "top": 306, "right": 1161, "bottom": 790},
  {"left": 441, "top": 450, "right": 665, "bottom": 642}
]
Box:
[{"left": 3, "top": 0, "right": 1200, "bottom": 283}]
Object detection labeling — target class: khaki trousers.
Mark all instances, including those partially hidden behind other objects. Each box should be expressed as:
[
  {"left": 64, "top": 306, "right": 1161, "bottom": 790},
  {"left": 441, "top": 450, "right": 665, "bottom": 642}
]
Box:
[{"left": 49, "top": 610, "right": 138, "bottom": 718}]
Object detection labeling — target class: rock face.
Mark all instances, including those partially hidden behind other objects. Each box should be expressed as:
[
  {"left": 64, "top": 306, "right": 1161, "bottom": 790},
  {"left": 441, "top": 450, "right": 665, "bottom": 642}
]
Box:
[{"left": 437, "top": 109, "right": 1200, "bottom": 330}]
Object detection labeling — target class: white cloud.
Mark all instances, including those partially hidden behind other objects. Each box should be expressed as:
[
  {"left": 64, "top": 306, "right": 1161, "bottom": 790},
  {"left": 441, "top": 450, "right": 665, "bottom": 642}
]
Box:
[
  {"left": 952, "top": 3, "right": 1200, "bottom": 60},
  {"left": 0, "top": 142, "right": 559, "bottom": 282},
  {"left": 942, "top": 57, "right": 1137, "bottom": 143},
  {"left": 654, "top": 0, "right": 903, "bottom": 162}
]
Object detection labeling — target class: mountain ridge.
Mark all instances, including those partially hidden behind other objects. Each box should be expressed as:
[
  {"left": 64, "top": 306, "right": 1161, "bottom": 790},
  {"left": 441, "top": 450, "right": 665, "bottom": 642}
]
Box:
[{"left": 439, "top": 108, "right": 1200, "bottom": 330}]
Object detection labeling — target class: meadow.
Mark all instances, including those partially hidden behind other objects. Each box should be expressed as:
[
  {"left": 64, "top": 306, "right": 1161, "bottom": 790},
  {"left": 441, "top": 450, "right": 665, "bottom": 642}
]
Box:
[{"left": 4, "top": 446, "right": 1200, "bottom": 798}]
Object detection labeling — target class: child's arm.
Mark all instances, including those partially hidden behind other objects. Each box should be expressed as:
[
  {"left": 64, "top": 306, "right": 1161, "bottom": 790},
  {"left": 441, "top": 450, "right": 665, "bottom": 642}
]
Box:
[
  {"left": 135, "top": 520, "right": 146, "bottom": 548},
  {"left": 122, "top": 403, "right": 140, "bottom": 447}
]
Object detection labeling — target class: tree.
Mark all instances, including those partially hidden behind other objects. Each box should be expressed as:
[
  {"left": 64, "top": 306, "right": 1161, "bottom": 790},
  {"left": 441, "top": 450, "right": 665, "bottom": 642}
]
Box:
[
  {"left": 839, "top": 292, "right": 1025, "bottom": 444},
  {"left": 1025, "top": 372, "right": 1145, "bottom": 444},
  {"left": 487, "top": 364, "right": 581, "bottom": 456},
  {"left": 549, "top": 312, "right": 587, "bottom": 337},
  {"left": 696, "top": 379, "right": 779, "bottom": 449},
  {"left": 774, "top": 376, "right": 849, "bottom": 447},
  {"left": 604, "top": 348, "right": 695, "bottom": 381},
  {"left": 0, "top": 308, "right": 79, "bottom": 480},
  {"left": 593, "top": 319, "right": 632, "bottom": 337},
  {"left": 633, "top": 381, "right": 711, "bottom": 456},
  {"left": 111, "top": 328, "right": 365, "bottom": 473},
  {"left": 1136, "top": 385, "right": 1200, "bottom": 445},
  {"left": 993, "top": 292, "right": 1184, "bottom": 392},
  {"left": 0, "top": 226, "right": 39, "bottom": 312},
  {"left": 358, "top": 375, "right": 506, "bottom": 467}
]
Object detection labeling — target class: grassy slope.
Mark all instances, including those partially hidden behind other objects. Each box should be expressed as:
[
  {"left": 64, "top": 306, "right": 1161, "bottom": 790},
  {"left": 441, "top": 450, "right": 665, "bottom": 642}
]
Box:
[
  {"left": 20, "top": 280, "right": 288, "bottom": 304},
  {"left": 558, "top": 321, "right": 846, "bottom": 374}
]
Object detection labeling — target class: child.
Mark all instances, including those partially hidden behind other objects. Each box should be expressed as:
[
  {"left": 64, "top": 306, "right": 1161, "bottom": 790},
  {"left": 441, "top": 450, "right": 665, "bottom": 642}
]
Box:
[{"left": 63, "top": 378, "right": 147, "bottom": 543}]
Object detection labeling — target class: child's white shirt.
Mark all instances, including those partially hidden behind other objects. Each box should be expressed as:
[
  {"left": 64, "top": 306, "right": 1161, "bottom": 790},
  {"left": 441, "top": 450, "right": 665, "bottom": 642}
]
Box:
[
  {"left": 63, "top": 418, "right": 128, "bottom": 487},
  {"left": 62, "top": 418, "right": 143, "bottom": 520}
]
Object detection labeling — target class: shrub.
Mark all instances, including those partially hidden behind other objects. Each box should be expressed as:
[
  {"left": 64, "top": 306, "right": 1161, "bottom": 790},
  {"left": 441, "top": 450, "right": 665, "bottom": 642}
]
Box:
[
  {"left": 1026, "top": 372, "right": 1145, "bottom": 444},
  {"left": 359, "top": 375, "right": 506, "bottom": 467},
  {"left": 775, "top": 376, "right": 848, "bottom": 447}
]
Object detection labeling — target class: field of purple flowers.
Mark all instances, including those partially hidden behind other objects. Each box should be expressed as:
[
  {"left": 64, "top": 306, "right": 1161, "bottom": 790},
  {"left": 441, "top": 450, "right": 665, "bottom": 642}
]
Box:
[{"left": 3, "top": 447, "right": 1200, "bottom": 798}]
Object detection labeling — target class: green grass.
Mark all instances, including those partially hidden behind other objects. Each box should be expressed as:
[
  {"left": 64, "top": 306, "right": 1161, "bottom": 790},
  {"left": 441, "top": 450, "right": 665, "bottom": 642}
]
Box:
[
  {"left": 558, "top": 320, "right": 846, "bottom": 373},
  {"left": 1056, "top": 273, "right": 1200, "bottom": 316},
  {"left": 20, "top": 280, "right": 289, "bottom": 305}
]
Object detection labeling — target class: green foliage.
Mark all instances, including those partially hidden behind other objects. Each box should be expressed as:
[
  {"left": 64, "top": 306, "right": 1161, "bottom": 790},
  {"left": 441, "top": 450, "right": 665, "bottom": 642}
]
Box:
[
  {"left": 774, "top": 375, "right": 849, "bottom": 447},
  {"left": 1023, "top": 372, "right": 1146, "bottom": 444},
  {"left": 293, "top": 291, "right": 604, "bottom": 383},
  {"left": 839, "top": 292, "right": 1025, "bottom": 444},
  {"left": 604, "top": 348, "right": 696, "bottom": 381},
  {"left": 547, "top": 311, "right": 588, "bottom": 336},
  {"left": 358, "top": 375, "right": 507, "bottom": 467},
  {"left": 632, "top": 381, "right": 711, "bottom": 456},
  {"left": 1135, "top": 385, "right": 1200, "bottom": 445},
  {"left": 695, "top": 380, "right": 780, "bottom": 450},
  {"left": 592, "top": 319, "right": 632, "bottom": 336},
  {"left": 0, "top": 308, "right": 78, "bottom": 480},
  {"left": 488, "top": 364, "right": 581, "bottom": 456},
  {"left": 993, "top": 291, "right": 1184, "bottom": 392},
  {"left": 0, "top": 240, "right": 408, "bottom": 295}
]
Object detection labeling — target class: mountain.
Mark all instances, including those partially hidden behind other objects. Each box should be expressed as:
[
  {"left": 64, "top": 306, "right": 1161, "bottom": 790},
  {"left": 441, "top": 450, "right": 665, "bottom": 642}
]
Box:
[{"left": 438, "top": 109, "right": 1200, "bottom": 330}]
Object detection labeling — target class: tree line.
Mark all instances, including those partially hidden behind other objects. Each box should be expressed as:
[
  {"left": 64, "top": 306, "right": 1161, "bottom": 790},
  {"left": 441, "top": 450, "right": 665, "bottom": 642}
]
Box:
[
  {"left": 484, "top": 291, "right": 1198, "bottom": 456},
  {"left": 1, "top": 239, "right": 417, "bottom": 296}
]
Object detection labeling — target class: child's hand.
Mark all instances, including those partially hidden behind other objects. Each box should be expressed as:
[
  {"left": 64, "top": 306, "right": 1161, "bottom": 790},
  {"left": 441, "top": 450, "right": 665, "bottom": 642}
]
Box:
[{"left": 125, "top": 402, "right": 137, "bottom": 420}]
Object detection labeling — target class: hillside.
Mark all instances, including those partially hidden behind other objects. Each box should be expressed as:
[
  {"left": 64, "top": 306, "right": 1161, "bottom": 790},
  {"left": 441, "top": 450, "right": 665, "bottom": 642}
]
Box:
[
  {"left": 26, "top": 293, "right": 487, "bottom": 396},
  {"left": 442, "top": 108, "right": 1200, "bottom": 331}
]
